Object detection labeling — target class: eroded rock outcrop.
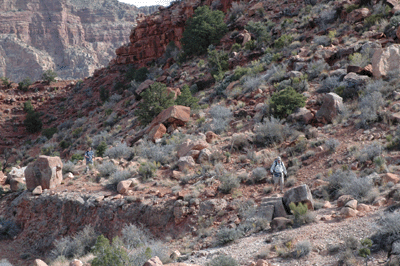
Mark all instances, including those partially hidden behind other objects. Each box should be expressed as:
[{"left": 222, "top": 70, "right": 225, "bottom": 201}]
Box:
[
  {"left": 25, "top": 155, "right": 63, "bottom": 190},
  {"left": 0, "top": 0, "right": 156, "bottom": 81}
]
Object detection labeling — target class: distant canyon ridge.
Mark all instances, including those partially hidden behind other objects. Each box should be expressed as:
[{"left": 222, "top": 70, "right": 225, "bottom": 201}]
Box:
[{"left": 0, "top": 0, "right": 157, "bottom": 82}]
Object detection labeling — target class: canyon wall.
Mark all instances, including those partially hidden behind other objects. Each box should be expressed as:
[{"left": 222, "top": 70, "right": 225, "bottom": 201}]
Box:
[{"left": 0, "top": 0, "right": 157, "bottom": 82}]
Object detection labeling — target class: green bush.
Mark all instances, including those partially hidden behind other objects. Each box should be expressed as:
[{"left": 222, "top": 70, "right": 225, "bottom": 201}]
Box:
[
  {"left": 100, "top": 86, "right": 110, "bottom": 102},
  {"left": 96, "top": 141, "right": 107, "bottom": 157},
  {"left": 42, "top": 69, "right": 57, "bottom": 84},
  {"left": 125, "top": 65, "right": 136, "bottom": 81},
  {"left": 175, "top": 84, "right": 199, "bottom": 109},
  {"left": 274, "top": 34, "right": 293, "bottom": 49},
  {"left": 42, "top": 127, "right": 58, "bottom": 139},
  {"left": 245, "top": 21, "right": 271, "bottom": 45},
  {"left": 232, "top": 66, "right": 250, "bottom": 81},
  {"left": 270, "top": 87, "right": 306, "bottom": 118},
  {"left": 91, "top": 235, "right": 128, "bottom": 266},
  {"left": 134, "top": 67, "right": 149, "bottom": 82},
  {"left": 135, "top": 82, "right": 175, "bottom": 125},
  {"left": 23, "top": 100, "right": 34, "bottom": 113},
  {"left": 139, "top": 161, "right": 159, "bottom": 181},
  {"left": 18, "top": 78, "right": 32, "bottom": 92},
  {"left": 181, "top": 6, "right": 227, "bottom": 56},
  {"left": 207, "top": 48, "right": 229, "bottom": 80},
  {"left": 24, "top": 111, "right": 42, "bottom": 133},
  {"left": 71, "top": 154, "right": 84, "bottom": 162},
  {"left": 218, "top": 174, "right": 240, "bottom": 194},
  {"left": 0, "top": 77, "right": 12, "bottom": 88}
]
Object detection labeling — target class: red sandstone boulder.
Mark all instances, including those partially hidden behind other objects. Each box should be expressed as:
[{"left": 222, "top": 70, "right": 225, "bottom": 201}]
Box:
[
  {"left": 25, "top": 156, "right": 63, "bottom": 190},
  {"left": 177, "top": 139, "right": 209, "bottom": 158},
  {"left": 148, "top": 123, "right": 167, "bottom": 142},
  {"left": 147, "top": 105, "right": 191, "bottom": 132},
  {"left": 316, "top": 93, "right": 344, "bottom": 123},
  {"left": 347, "top": 8, "right": 370, "bottom": 23}
]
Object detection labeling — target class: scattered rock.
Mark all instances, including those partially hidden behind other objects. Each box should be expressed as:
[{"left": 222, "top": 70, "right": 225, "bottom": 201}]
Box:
[
  {"left": 199, "top": 199, "right": 227, "bottom": 215},
  {"left": 348, "top": 8, "right": 370, "bottom": 23},
  {"left": 373, "top": 196, "right": 387, "bottom": 206},
  {"left": 323, "top": 201, "right": 332, "bottom": 208},
  {"left": 261, "top": 197, "right": 287, "bottom": 218},
  {"left": 287, "top": 107, "right": 314, "bottom": 124},
  {"left": 143, "top": 256, "right": 163, "bottom": 266},
  {"left": 177, "top": 139, "right": 208, "bottom": 158},
  {"left": 205, "top": 131, "right": 218, "bottom": 143},
  {"left": 381, "top": 173, "right": 400, "bottom": 184},
  {"left": 345, "top": 199, "right": 358, "bottom": 210},
  {"left": 177, "top": 156, "right": 196, "bottom": 171},
  {"left": 283, "top": 184, "right": 314, "bottom": 210},
  {"left": 341, "top": 207, "right": 358, "bottom": 218},
  {"left": 337, "top": 195, "right": 354, "bottom": 208},
  {"left": 33, "top": 259, "right": 48, "bottom": 266},
  {"left": 69, "top": 259, "right": 83, "bottom": 266},
  {"left": 197, "top": 148, "right": 212, "bottom": 164},
  {"left": 148, "top": 123, "right": 167, "bottom": 142},
  {"left": 372, "top": 44, "right": 400, "bottom": 78},
  {"left": 357, "top": 203, "right": 370, "bottom": 212},
  {"left": 255, "top": 259, "right": 270, "bottom": 266},
  {"left": 32, "top": 186, "right": 43, "bottom": 195},
  {"left": 117, "top": 180, "right": 132, "bottom": 194},
  {"left": 10, "top": 178, "right": 25, "bottom": 192},
  {"left": 170, "top": 250, "right": 181, "bottom": 260},
  {"left": 25, "top": 155, "right": 63, "bottom": 190},
  {"left": 6, "top": 166, "right": 26, "bottom": 184}
]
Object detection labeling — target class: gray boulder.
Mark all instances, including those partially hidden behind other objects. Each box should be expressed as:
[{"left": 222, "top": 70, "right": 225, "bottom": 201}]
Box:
[
  {"left": 261, "top": 197, "right": 287, "bottom": 218},
  {"left": 25, "top": 155, "right": 63, "bottom": 190},
  {"left": 283, "top": 184, "right": 314, "bottom": 210},
  {"left": 316, "top": 92, "right": 344, "bottom": 123}
]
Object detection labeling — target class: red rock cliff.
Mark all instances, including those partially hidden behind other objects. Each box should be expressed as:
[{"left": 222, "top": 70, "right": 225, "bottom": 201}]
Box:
[{"left": 114, "top": 0, "right": 235, "bottom": 67}]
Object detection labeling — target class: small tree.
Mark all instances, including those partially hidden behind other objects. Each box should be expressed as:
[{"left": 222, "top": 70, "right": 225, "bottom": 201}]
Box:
[
  {"left": 42, "top": 69, "right": 57, "bottom": 84},
  {"left": 0, "top": 77, "right": 12, "bottom": 88},
  {"left": 96, "top": 141, "right": 107, "bottom": 157},
  {"left": 270, "top": 87, "right": 306, "bottom": 119},
  {"left": 175, "top": 84, "right": 199, "bottom": 109},
  {"left": 135, "top": 82, "right": 175, "bottom": 125},
  {"left": 181, "top": 6, "right": 227, "bottom": 56},
  {"left": 91, "top": 235, "right": 128, "bottom": 266},
  {"left": 24, "top": 111, "right": 42, "bottom": 133},
  {"left": 134, "top": 67, "right": 149, "bottom": 82},
  {"left": 18, "top": 78, "right": 32, "bottom": 92}
]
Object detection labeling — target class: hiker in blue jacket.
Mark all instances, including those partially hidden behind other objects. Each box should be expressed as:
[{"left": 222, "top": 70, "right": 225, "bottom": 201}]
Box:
[
  {"left": 270, "top": 156, "right": 287, "bottom": 193},
  {"left": 84, "top": 147, "right": 94, "bottom": 173}
]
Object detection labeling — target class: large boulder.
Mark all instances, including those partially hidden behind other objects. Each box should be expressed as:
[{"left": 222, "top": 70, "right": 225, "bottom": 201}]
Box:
[
  {"left": 148, "top": 123, "right": 167, "bottom": 142},
  {"left": 25, "top": 156, "right": 63, "bottom": 190},
  {"left": 372, "top": 44, "right": 400, "bottom": 78},
  {"left": 343, "top": 72, "right": 370, "bottom": 87},
  {"left": 347, "top": 8, "right": 370, "bottom": 23},
  {"left": 283, "top": 184, "right": 314, "bottom": 210},
  {"left": 316, "top": 92, "right": 344, "bottom": 123},
  {"left": 143, "top": 256, "right": 163, "bottom": 266},
  {"left": 147, "top": 105, "right": 190, "bottom": 131},
  {"left": 255, "top": 203, "right": 274, "bottom": 222},
  {"left": 199, "top": 199, "right": 227, "bottom": 215},
  {"left": 261, "top": 197, "right": 287, "bottom": 218},
  {"left": 176, "top": 156, "right": 196, "bottom": 171}
]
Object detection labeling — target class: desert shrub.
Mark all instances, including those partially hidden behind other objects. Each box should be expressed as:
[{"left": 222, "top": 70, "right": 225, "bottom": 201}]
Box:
[
  {"left": 51, "top": 225, "right": 97, "bottom": 260},
  {"left": 327, "top": 169, "right": 373, "bottom": 201},
  {"left": 370, "top": 212, "right": 400, "bottom": 252},
  {"left": 42, "top": 69, "right": 57, "bottom": 84},
  {"left": 263, "top": 63, "right": 287, "bottom": 83},
  {"left": 306, "top": 60, "right": 328, "bottom": 80},
  {"left": 0, "top": 77, "right": 12, "bottom": 88},
  {"left": 42, "top": 127, "right": 57, "bottom": 139},
  {"left": 0, "top": 218, "right": 20, "bottom": 240},
  {"left": 293, "top": 241, "right": 311, "bottom": 258},
  {"left": 97, "top": 161, "right": 118, "bottom": 178},
  {"left": 91, "top": 235, "right": 128, "bottom": 266},
  {"left": 359, "top": 91, "right": 384, "bottom": 127},
  {"left": 270, "top": 87, "right": 306, "bottom": 118},
  {"left": 314, "top": 35, "right": 331, "bottom": 46},
  {"left": 62, "top": 161, "right": 75, "bottom": 174},
  {"left": 232, "top": 66, "right": 250, "bottom": 81},
  {"left": 139, "top": 161, "right": 159, "bottom": 181},
  {"left": 231, "top": 133, "right": 250, "bottom": 151},
  {"left": 175, "top": 84, "right": 199, "bottom": 109},
  {"left": 208, "top": 105, "right": 232, "bottom": 134},
  {"left": 349, "top": 52, "right": 370, "bottom": 68},
  {"left": 135, "top": 140, "right": 175, "bottom": 164},
  {"left": 229, "top": 1, "right": 245, "bottom": 21},
  {"left": 104, "top": 143, "right": 134, "bottom": 160},
  {"left": 289, "top": 202, "right": 316, "bottom": 226},
  {"left": 274, "top": 34, "right": 293, "bottom": 49},
  {"left": 181, "top": 6, "right": 227, "bottom": 56},
  {"left": 24, "top": 111, "right": 42, "bottom": 133},
  {"left": 254, "top": 117, "right": 291, "bottom": 146},
  {"left": 134, "top": 67, "right": 149, "bottom": 82},
  {"left": 100, "top": 86, "right": 110, "bottom": 102},
  {"left": 96, "top": 141, "right": 107, "bottom": 157},
  {"left": 110, "top": 169, "right": 134, "bottom": 186},
  {"left": 23, "top": 100, "right": 34, "bottom": 113},
  {"left": 242, "top": 75, "right": 264, "bottom": 93},
  {"left": 285, "top": 177, "right": 297, "bottom": 187},
  {"left": 207, "top": 48, "right": 229, "bottom": 80},
  {"left": 71, "top": 153, "right": 84, "bottom": 162},
  {"left": 251, "top": 167, "right": 267, "bottom": 184},
  {"left": 325, "top": 138, "right": 340, "bottom": 153},
  {"left": 357, "top": 142, "right": 382, "bottom": 164},
  {"left": 218, "top": 174, "right": 240, "bottom": 194},
  {"left": 18, "top": 77, "right": 32, "bottom": 92},
  {"left": 207, "top": 255, "right": 238, "bottom": 266},
  {"left": 135, "top": 82, "right": 175, "bottom": 125},
  {"left": 346, "top": 4, "right": 359, "bottom": 13},
  {"left": 318, "top": 76, "right": 347, "bottom": 93},
  {"left": 41, "top": 143, "right": 58, "bottom": 156},
  {"left": 215, "top": 227, "right": 243, "bottom": 245},
  {"left": 245, "top": 21, "right": 270, "bottom": 45}
]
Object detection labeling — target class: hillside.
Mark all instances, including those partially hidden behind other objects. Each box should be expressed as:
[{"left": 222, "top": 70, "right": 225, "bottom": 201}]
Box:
[
  {"left": 2, "top": 0, "right": 400, "bottom": 265},
  {"left": 0, "top": 0, "right": 158, "bottom": 82}
]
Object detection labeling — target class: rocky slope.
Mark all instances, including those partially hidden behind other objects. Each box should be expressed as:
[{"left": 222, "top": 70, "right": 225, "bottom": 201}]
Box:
[
  {"left": 3, "top": 0, "right": 400, "bottom": 265},
  {"left": 0, "top": 0, "right": 157, "bottom": 82}
]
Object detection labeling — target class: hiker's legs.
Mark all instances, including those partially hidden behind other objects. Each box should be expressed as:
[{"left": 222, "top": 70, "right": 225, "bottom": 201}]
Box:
[{"left": 279, "top": 173, "right": 284, "bottom": 193}]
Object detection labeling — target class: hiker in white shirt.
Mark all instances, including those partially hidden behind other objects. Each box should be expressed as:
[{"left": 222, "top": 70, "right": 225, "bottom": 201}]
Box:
[{"left": 270, "top": 156, "right": 287, "bottom": 193}]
